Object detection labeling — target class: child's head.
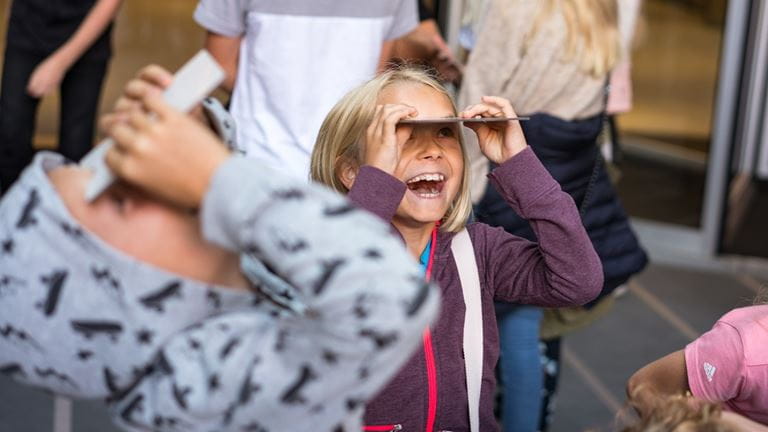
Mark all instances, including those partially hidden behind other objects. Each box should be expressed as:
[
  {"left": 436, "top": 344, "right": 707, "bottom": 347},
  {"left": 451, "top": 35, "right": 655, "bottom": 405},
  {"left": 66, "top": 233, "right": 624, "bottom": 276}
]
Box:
[
  {"left": 622, "top": 389, "right": 739, "bottom": 432},
  {"left": 311, "top": 66, "right": 472, "bottom": 232}
]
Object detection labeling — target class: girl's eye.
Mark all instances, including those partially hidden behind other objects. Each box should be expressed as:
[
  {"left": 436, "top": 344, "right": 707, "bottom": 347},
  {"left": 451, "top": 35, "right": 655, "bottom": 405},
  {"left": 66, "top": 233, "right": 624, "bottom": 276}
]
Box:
[{"left": 437, "top": 127, "right": 456, "bottom": 138}]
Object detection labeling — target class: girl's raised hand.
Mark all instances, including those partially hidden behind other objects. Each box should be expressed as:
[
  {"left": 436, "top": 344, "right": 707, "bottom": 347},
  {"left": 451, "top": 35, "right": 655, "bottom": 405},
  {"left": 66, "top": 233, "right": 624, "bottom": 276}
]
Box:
[
  {"left": 362, "top": 104, "right": 418, "bottom": 175},
  {"left": 104, "top": 92, "right": 230, "bottom": 209},
  {"left": 460, "top": 96, "right": 527, "bottom": 164}
]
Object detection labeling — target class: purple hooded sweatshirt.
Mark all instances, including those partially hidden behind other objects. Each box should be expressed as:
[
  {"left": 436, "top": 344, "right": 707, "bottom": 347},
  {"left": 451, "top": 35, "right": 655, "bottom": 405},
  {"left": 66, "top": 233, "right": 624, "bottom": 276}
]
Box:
[{"left": 350, "top": 147, "right": 603, "bottom": 432}]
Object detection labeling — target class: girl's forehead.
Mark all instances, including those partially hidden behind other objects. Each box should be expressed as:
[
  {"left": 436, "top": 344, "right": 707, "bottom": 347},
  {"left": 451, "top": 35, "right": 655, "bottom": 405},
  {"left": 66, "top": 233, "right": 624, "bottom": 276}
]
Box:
[{"left": 378, "top": 82, "right": 454, "bottom": 112}]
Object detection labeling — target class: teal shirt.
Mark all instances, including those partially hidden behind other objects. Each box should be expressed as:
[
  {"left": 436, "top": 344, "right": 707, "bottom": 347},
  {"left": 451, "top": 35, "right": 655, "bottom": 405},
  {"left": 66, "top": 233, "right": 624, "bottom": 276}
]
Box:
[{"left": 419, "top": 239, "right": 432, "bottom": 275}]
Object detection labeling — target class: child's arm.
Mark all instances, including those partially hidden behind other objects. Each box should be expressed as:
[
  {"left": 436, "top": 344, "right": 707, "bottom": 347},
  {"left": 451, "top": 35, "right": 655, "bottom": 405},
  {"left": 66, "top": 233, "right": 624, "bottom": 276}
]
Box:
[
  {"left": 103, "top": 97, "right": 439, "bottom": 431},
  {"left": 626, "top": 350, "right": 690, "bottom": 415},
  {"left": 345, "top": 104, "right": 415, "bottom": 224},
  {"left": 194, "top": 0, "right": 248, "bottom": 93},
  {"left": 461, "top": 97, "right": 602, "bottom": 306},
  {"left": 27, "top": 0, "right": 122, "bottom": 98},
  {"left": 204, "top": 32, "right": 242, "bottom": 93}
]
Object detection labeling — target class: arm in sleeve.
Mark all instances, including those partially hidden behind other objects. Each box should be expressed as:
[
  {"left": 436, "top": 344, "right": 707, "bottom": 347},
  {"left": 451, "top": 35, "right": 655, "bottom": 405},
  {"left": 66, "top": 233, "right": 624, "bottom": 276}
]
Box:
[
  {"left": 386, "top": 0, "right": 419, "bottom": 40},
  {"left": 109, "top": 157, "right": 440, "bottom": 431},
  {"left": 484, "top": 147, "right": 603, "bottom": 306},
  {"left": 194, "top": 0, "right": 247, "bottom": 91},
  {"left": 347, "top": 166, "right": 406, "bottom": 225},
  {"left": 193, "top": 0, "right": 248, "bottom": 37},
  {"left": 685, "top": 321, "right": 745, "bottom": 403}
]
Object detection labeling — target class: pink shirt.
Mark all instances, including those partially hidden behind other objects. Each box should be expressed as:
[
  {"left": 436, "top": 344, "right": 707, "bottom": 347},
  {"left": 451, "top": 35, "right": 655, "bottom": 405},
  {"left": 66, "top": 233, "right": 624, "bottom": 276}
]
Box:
[{"left": 685, "top": 305, "right": 768, "bottom": 424}]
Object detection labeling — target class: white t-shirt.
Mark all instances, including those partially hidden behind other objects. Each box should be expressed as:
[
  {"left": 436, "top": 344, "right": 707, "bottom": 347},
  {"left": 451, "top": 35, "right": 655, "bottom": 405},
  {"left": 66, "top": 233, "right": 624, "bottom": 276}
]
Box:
[{"left": 195, "top": 0, "right": 418, "bottom": 180}]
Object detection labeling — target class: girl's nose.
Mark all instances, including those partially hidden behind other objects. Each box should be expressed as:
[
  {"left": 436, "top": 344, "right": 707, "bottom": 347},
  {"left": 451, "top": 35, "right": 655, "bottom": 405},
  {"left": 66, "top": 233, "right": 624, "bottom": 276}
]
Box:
[{"left": 414, "top": 135, "right": 443, "bottom": 160}]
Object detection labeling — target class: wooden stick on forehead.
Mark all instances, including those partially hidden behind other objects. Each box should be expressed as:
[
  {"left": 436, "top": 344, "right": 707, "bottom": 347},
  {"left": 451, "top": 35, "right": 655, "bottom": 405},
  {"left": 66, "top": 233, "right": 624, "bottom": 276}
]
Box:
[{"left": 398, "top": 117, "right": 530, "bottom": 125}]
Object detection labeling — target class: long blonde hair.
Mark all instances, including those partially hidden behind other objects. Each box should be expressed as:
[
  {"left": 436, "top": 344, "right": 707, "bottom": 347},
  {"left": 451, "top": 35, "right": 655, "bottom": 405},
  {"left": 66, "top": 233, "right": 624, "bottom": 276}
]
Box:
[
  {"left": 526, "top": 0, "right": 621, "bottom": 77},
  {"left": 310, "top": 65, "right": 472, "bottom": 233}
]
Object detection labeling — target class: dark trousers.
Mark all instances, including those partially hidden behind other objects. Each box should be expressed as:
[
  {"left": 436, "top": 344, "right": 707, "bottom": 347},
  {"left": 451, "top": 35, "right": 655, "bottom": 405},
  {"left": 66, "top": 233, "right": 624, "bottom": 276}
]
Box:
[{"left": 0, "top": 47, "right": 108, "bottom": 194}]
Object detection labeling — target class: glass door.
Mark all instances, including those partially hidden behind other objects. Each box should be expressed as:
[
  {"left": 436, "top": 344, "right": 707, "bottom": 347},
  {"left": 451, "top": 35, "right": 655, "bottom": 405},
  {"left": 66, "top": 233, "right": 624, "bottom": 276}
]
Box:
[
  {"left": 615, "top": 0, "right": 727, "bottom": 228},
  {"left": 614, "top": 0, "right": 750, "bottom": 257}
]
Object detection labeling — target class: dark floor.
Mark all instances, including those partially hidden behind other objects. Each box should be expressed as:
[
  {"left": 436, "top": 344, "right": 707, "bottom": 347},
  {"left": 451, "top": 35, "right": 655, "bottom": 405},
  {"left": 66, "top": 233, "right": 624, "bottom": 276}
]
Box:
[
  {"left": 1, "top": 261, "right": 763, "bottom": 432},
  {"left": 549, "top": 263, "right": 760, "bottom": 432}
]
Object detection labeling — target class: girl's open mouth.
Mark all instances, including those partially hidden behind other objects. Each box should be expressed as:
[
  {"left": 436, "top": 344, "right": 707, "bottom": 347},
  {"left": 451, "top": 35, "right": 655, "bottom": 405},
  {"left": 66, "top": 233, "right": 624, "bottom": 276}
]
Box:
[{"left": 406, "top": 173, "right": 446, "bottom": 199}]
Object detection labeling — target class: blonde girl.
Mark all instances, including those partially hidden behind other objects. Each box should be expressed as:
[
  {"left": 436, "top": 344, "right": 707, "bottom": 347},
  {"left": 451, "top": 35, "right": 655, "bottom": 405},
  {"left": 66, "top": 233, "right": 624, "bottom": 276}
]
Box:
[{"left": 310, "top": 65, "right": 602, "bottom": 432}]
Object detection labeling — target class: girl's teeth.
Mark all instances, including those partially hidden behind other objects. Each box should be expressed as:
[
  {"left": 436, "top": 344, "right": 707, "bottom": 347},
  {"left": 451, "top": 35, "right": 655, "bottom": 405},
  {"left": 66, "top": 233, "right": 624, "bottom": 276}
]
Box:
[{"left": 407, "top": 173, "right": 445, "bottom": 184}]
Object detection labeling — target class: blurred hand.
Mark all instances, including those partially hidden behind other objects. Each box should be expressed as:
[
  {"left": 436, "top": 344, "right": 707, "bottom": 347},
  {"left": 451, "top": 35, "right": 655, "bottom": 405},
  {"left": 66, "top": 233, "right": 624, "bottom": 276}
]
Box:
[
  {"left": 104, "top": 92, "right": 230, "bottom": 208},
  {"left": 362, "top": 103, "right": 417, "bottom": 176},
  {"left": 460, "top": 96, "right": 527, "bottom": 164},
  {"left": 99, "top": 65, "right": 173, "bottom": 132},
  {"left": 27, "top": 56, "right": 67, "bottom": 98},
  {"left": 430, "top": 35, "right": 463, "bottom": 85}
]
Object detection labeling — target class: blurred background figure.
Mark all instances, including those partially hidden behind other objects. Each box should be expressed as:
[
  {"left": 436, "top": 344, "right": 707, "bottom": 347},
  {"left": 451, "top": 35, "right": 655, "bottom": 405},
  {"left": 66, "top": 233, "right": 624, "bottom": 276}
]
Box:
[
  {"left": 389, "top": 0, "right": 463, "bottom": 86},
  {"left": 459, "top": 0, "right": 647, "bottom": 430},
  {"left": 194, "top": 0, "right": 418, "bottom": 180},
  {"left": 0, "top": 0, "right": 122, "bottom": 195}
]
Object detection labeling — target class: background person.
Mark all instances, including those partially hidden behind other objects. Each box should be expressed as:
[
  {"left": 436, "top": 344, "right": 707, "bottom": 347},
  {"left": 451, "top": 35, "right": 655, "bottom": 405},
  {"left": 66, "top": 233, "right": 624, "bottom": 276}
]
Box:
[
  {"left": 0, "top": 65, "right": 440, "bottom": 431},
  {"left": 193, "top": 0, "right": 419, "bottom": 180},
  {"left": 627, "top": 304, "right": 768, "bottom": 427},
  {"left": 0, "top": 0, "right": 123, "bottom": 195}
]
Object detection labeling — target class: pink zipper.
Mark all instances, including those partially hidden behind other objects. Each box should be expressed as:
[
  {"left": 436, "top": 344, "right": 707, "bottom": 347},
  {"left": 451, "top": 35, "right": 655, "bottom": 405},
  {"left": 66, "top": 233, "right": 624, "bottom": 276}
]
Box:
[
  {"left": 362, "top": 425, "right": 402, "bottom": 431},
  {"left": 423, "top": 329, "right": 438, "bottom": 432},
  {"left": 364, "top": 225, "right": 440, "bottom": 432},
  {"left": 423, "top": 225, "right": 438, "bottom": 432}
]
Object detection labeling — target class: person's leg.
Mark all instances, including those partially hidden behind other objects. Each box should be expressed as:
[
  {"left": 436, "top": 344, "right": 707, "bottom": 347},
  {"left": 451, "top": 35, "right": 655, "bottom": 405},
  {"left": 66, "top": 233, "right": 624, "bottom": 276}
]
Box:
[
  {"left": 538, "top": 337, "right": 562, "bottom": 431},
  {"left": 57, "top": 57, "right": 108, "bottom": 162},
  {"left": 0, "top": 47, "right": 43, "bottom": 194},
  {"left": 496, "top": 304, "right": 544, "bottom": 432}
]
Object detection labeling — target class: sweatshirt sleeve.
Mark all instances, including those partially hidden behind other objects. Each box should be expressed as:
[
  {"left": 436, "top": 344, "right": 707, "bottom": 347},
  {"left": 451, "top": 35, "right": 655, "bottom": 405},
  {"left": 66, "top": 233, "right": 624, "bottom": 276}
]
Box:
[
  {"left": 347, "top": 165, "right": 406, "bottom": 224},
  {"left": 109, "top": 156, "right": 440, "bottom": 432},
  {"left": 482, "top": 147, "right": 603, "bottom": 306}
]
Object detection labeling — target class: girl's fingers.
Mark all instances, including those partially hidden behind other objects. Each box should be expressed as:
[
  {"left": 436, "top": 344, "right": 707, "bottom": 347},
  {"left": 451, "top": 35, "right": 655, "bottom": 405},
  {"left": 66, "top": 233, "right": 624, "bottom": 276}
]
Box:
[
  {"left": 480, "top": 95, "right": 516, "bottom": 116},
  {"left": 460, "top": 102, "right": 502, "bottom": 119},
  {"left": 375, "top": 104, "right": 416, "bottom": 141},
  {"left": 367, "top": 104, "right": 384, "bottom": 140},
  {"left": 382, "top": 105, "right": 416, "bottom": 128},
  {"left": 462, "top": 96, "right": 517, "bottom": 118}
]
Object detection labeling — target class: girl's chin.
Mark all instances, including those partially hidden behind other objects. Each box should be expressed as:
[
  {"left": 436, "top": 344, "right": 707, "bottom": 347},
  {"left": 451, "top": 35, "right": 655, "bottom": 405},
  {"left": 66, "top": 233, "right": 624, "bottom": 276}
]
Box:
[{"left": 395, "top": 209, "right": 449, "bottom": 227}]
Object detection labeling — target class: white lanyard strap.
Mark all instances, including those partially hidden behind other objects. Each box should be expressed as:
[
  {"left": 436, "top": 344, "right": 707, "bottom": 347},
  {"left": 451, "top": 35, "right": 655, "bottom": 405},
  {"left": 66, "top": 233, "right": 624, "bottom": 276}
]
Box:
[{"left": 451, "top": 228, "right": 483, "bottom": 432}]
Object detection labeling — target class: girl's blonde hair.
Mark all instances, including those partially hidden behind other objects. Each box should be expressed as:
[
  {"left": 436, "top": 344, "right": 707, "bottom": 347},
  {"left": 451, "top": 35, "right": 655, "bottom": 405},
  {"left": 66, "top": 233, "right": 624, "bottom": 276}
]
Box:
[
  {"left": 310, "top": 65, "right": 472, "bottom": 233},
  {"left": 526, "top": 0, "right": 621, "bottom": 78}
]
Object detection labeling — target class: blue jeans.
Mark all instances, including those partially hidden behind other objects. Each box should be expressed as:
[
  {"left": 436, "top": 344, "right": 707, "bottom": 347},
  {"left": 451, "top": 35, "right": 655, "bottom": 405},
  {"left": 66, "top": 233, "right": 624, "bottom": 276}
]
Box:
[{"left": 495, "top": 304, "right": 543, "bottom": 432}]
